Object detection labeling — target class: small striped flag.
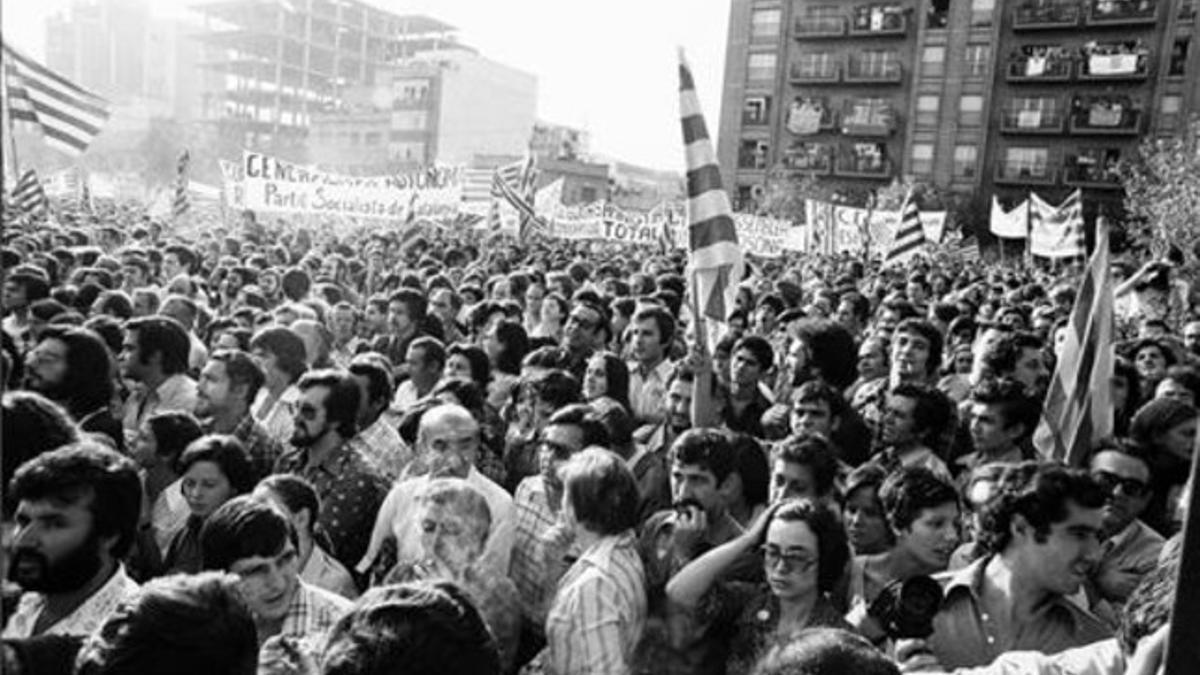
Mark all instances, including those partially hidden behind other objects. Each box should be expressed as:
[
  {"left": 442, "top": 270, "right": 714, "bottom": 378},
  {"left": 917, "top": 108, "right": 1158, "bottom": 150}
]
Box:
[
  {"left": 954, "top": 236, "right": 981, "bottom": 263},
  {"left": 172, "top": 149, "right": 190, "bottom": 218},
  {"left": 679, "top": 49, "right": 743, "bottom": 323},
  {"left": 1032, "top": 217, "right": 1114, "bottom": 465},
  {"left": 3, "top": 41, "right": 110, "bottom": 157},
  {"left": 884, "top": 189, "right": 926, "bottom": 267},
  {"left": 12, "top": 168, "right": 48, "bottom": 217},
  {"left": 492, "top": 155, "right": 544, "bottom": 240}
]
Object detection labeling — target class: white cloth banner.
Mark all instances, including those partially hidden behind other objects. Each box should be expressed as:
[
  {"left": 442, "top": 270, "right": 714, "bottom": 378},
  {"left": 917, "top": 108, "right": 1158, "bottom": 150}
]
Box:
[
  {"left": 990, "top": 196, "right": 1029, "bottom": 239},
  {"left": 1029, "top": 191, "right": 1085, "bottom": 258},
  {"left": 240, "top": 150, "right": 463, "bottom": 220},
  {"left": 804, "top": 200, "right": 946, "bottom": 254},
  {"left": 733, "top": 213, "right": 791, "bottom": 258}
]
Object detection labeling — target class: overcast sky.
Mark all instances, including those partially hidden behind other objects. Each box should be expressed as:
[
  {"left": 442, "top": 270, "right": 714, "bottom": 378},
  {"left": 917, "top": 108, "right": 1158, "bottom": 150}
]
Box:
[{"left": 2, "top": 0, "right": 731, "bottom": 172}]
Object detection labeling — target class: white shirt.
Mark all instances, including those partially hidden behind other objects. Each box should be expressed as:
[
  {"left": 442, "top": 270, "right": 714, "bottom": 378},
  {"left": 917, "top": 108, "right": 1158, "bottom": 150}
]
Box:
[
  {"left": 3, "top": 565, "right": 140, "bottom": 638},
  {"left": 358, "top": 468, "right": 514, "bottom": 577},
  {"left": 151, "top": 477, "right": 189, "bottom": 553},
  {"left": 252, "top": 384, "right": 301, "bottom": 446}
]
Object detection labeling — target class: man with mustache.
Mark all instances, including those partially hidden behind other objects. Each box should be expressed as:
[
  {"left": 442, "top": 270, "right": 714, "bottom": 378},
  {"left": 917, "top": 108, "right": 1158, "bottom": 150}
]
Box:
[
  {"left": 274, "top": 369, "right": 387, "bottom": 573},
  {"left": 358, "top": 403, "right": 514, "bottom": 582},
  {"left": 4, "top": 442, "right": 142, "bottom": 638}
]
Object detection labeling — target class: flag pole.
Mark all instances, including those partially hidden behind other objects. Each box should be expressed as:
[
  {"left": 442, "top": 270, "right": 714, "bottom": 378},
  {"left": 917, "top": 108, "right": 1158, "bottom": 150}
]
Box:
[
  {"left": 1164, "top": 431, "right": 1200, "bottom": 674},
  {"left": 1, "top": 50, "right": 22, "bottom": 182}
]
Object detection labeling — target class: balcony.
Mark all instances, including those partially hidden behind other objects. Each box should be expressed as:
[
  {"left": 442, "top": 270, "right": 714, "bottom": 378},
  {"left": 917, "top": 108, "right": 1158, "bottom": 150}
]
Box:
[
  {"left": 1013, "top": 2, "right": 1081, "bottom": 30},
  {"left": 845, "top": 59, "right": 903, "bottom": 84},
  {"left": 1086, "top": 0, "right": 1158, "bottom": 26},
  {"left": 1069, "top": 106, "right": 1142, "bottom": 134},
  {"left": 1006, "top": 57, "right": 1073, "bottom": 82},
  {"left": 835, "top": 155, "right": 893, "bottom": 179},
  {"left": 841, "top": 103, "right": 896, "bottom": 136},
  {"left": 1078, "top": 52, "right": 1150, "bottom": 81},
  {"left": 995, "top": 161, "right": 1058, "bottom": 185},
  {"left": 789, "top": 61, "right": 841, "bottom": 84},
  {"left": 794, "top": 15, "right": 846, "bottom": 38},
  {"left": 848, "top": 8, "right": 908, "bottom": 37},
  {"left": 785, "top": 100, "right": 836, "bottom": 134},
  {"left": 783, "top": 145, "right": 834, "bottom": 174},
  {"left": 999, "top": 108, "right": 1066, "bottom": 134},
  {"left": 1064, "top": 164, "right": 1123, "bottom": 189}
]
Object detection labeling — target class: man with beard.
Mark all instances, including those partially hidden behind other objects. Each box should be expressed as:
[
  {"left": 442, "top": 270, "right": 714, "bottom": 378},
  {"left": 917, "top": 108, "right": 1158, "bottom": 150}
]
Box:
[
  {"left": 927, "top": 462, "right": 1112, "bottom": 668},
  {"left": 274, "top": 370, "right": 386, "bottom": 572},
  {"left": 4, "top": 442, "right": 142, "bottom": 638},
  {"left": 358, "top": 403, "right": 514, "bottom": 582},
  {"left": 195, "top": 350, "right": 284, "bottom": 481},
  {"left": 1085, "top": 441, "right": 1163, "bottom": 604},
  {"left": 633, "top": 367, "right": 693, "bottom": 465},
  {"left": 24, "top": 326, "right": 124, "bottom": 451},
  {"left": 3, "top": 271, "right": 50, "bottom": 353}
]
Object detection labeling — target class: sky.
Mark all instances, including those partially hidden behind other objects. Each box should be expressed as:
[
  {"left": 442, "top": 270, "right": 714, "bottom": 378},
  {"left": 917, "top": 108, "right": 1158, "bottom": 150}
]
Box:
[{"left": 1, "top": 0, "right": 732, "bottom": 172}]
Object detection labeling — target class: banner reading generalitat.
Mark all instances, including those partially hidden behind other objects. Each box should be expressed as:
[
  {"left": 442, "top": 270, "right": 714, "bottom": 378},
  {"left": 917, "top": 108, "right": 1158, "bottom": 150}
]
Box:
[{"left": 240, "top": 151, "right": 463, "bottom": 220}]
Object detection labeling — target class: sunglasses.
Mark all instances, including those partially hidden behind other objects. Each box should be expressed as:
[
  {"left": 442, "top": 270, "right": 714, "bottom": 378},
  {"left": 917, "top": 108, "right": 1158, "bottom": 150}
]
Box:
[{"left": 1091, "top": 470, "right": 1149, "bottom": 498}]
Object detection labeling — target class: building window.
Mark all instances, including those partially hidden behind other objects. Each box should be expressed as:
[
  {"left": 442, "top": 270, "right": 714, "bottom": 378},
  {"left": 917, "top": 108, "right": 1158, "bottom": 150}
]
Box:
[
  {"left": 1004, "top": 147, "right": 1051, "bottom": 177},
  {"left": 391, "top": 110, "right": 427, "bottom": 131},
  {"left": 921, "top": 47, "right": 946, "bottom": 78},
  {"left": 1170, "top": 38, "right": 1190, "bottom": 76},
  {"left": 916, "top": 95, "right": 940, "bottom": 127},
  {"left": 1161, "top": 94, "right": 1182, "bottom": 127},
  {"left": 744, "top": 96, "right": 771, "bottom": 125},
  {"left": 965, "top": 45, "right": 991, "bottom": 78},
  {"left": 739, "top": 139, "right": 770, "bottom": 169},
  {"left": 927, "top": 0, "right": 950, "bottom": 27},
  {"left": 954, "top": 145, "right": 977, "bottom": 178},
  {"left": 971, "top": 0, "right": 995, "bottom": 26},
  {"left": 735, "top": 185, "right": 755, "bottom": 210},
  {"left": 911, "top": 143, "right": 935, "bottom": 175},
  {"left": 751, "top": 8, "right": 782, "bottom": 39},
  {"left": 747, "top": 52, "right": 777, "bottom": 82},
  {"left": 959, "top": 95, "right": 984, "bottom": 126}
]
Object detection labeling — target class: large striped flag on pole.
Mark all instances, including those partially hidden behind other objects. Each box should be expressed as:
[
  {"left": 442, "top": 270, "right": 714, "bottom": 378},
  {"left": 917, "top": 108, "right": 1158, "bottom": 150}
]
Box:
[
  {"left": 679, "top": 49, "right": 743, "bottom": 323},
  {"left": 883, "top": 189, "right": 926, "bottom": 267},
  {"left": 172, "top": 149, "right": 191, "bottom": 218},
  {"left": 2, "top": 40, "right": 110, "bottom": 157},
  {"left": 1032, "top": 217, "right": 1114, "bottom": 465},
  {"left": 12, "top": 168, "right": 48, "bottom": 216}
]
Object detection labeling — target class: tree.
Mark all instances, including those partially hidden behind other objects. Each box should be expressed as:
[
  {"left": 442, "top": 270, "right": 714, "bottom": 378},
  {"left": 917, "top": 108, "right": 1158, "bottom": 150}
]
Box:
[
  {"left": 757, "top": 163, "right": 834, "bottom": 222},
  {"left": 1120, "top": 115, "right": 1200, "bottom": 261}
]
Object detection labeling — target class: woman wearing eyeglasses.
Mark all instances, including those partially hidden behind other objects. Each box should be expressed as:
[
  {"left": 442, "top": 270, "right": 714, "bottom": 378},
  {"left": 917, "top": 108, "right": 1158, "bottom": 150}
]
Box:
[{"left": 666, "top": 498, "right": 851, "bottom": 675}]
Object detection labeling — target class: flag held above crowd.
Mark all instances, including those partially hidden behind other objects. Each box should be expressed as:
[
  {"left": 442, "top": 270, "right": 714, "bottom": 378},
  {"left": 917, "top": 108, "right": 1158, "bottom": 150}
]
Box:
[
  {"left": 678, "top": 48, "right": 743, "bottom": 324},
  {"left": 883, "top": 189, "right": 926, "bottom": 267},
  {"left": 2, "top": 39, "right": 110, "bottom": 157}
]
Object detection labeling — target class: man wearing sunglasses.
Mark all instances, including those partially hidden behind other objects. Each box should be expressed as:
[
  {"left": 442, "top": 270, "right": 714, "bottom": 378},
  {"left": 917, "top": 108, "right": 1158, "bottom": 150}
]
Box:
[{"left": 1087, "top": 441, "right": 1164, "bottom": 604}]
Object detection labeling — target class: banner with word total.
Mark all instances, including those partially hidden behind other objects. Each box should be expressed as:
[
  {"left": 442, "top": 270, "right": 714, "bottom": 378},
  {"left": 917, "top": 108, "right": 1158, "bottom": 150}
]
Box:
[{"left": 239, "top": 151, "right": 464, "bottom": 220}]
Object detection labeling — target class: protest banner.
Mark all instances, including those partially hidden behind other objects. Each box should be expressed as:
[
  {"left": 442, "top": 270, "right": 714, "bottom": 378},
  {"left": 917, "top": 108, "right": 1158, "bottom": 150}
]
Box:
[
  {"left": 733, "top": 213, "right": 790, "bottom": 258},
  {"left": 805, "top": 199, "right": 947, "bottom": 254},
  {"left": 239, "top": 150, "right": 464, "bottom": 220}
]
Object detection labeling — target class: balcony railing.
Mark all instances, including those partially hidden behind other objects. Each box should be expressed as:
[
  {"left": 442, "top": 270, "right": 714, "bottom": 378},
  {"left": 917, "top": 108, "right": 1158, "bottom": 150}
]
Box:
[
  {"left": 848, "top": 9, "right": 907, "bottom": 36},
  {"left": 1069, "top": 107, "right": 1142, "bottom": 134},
  {"left": 794, "top": 16, "right": 846, "bottom": 38},
  {"left": 1064, "top": 165, "right": 1123, "bottom": 189},
  {"left": 835, "top": 155, "right": 893, "bottom": 178},
  {"left": 841, "top": 105, "right": 896, "bottom": 136},
  {"left": 1012, "top": 3, "right": 1081, "bottom": 30},
  {"left": 1086, "top": 0, "right": 1158, "bottom": 26},
  {"left": 789, "top": 61, "right": 841, "bottom": 83},
  {"left": 783, "top": 147, "right": 834, "bottom": 174},
  {"left": 1006, "top": 57, "right": 1073, "bottom": 82},
  {"left": 737, "top": 153, "right": 769, "bottom": 170},
  {"left": 845, "top": 59, "right": 903, "bottom": 83},
  {"left": 1078, "top": 53, "right": 1150, "bottom": 80},
  {"left": 786, "top": 102, "right": 836, "bottom": 134},
  {"left": 995, "top": 161, "right": 1058, "bottom": 185},
  {"left": 999, "top": 108, "right": 1066, "bottom": 133},
  {"left": 743, "top": 111, "right": 770, "bottom": 126}
]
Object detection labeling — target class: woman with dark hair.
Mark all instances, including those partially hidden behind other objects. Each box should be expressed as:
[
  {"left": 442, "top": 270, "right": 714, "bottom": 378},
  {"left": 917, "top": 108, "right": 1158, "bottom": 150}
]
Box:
[
  {"left": 582, "top": 351, "right": 632, "bottom": 414},
  {"left": 533, "top": 292, "right": 568, "bottom": 342},
  {"left": 162, "top": 435, "right": 256, "bottom": 574},
  {"left": 25, "top": 325, "right": 123, "bottom": 450},
  {"left": 841, "top": 464, "right": 893, "bottom": 556},
  {"left": 445, "top": 342, "right": 491, "bottom": 393},
  {"left": 667, "top": 498, "right": 852, "bottom": 675},
  {"left": 131, "top": 411, "right": 205, "bottom": 556},
  {"left": 249, "top": 326, "right": 308, "bottom": 443},
  {"left": 1130, "top": 397, "right": 1198, "bottom": 535},
  {"left": 1112, "top": 356, "right": 1141, "bottom": 437},
  {"left": 483, "top": 319, "right": 528, "bottom": 410},
  {"left": 727, "top": 432, "right": 770, "bottom": 528}
]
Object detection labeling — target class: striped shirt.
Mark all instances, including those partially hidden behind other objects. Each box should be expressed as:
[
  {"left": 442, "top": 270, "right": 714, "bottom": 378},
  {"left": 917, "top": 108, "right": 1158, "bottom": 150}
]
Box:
[
  {"left": 510, "top": 476, "right": 581, "bottom": 625},
  {"left": 545, "top": 531, "right": 646, "bottom": 675}
]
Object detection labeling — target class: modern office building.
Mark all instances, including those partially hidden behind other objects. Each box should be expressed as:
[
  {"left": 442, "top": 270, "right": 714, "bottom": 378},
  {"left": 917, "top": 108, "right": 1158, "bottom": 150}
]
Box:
[
  {"left": 717, "top": 0, "right": 1200, "bottom": 225},
  {"left": 191, "top": 0, "right": 470, "bottom": 157}
]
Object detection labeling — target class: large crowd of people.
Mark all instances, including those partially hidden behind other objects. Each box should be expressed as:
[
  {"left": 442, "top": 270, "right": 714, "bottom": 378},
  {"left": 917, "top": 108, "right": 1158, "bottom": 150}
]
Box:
[{"left": 0, "top": 197, "right": 1193, "bottom": 675}]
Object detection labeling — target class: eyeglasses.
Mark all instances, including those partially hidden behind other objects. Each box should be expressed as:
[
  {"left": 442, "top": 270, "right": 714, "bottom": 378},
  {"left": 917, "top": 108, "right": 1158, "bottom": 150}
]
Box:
[
  {"left": 1091, "top": 470, "right": 1149, "bottom": 498},
  {"left": 760, "top": 545, "right": 816, "bottom": 573}
]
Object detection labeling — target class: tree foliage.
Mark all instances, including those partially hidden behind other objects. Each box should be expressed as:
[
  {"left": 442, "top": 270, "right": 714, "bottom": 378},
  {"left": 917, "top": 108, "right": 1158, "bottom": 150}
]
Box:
[{"left": 1120, "top": 115, "right": 1200, "bottom": 260}]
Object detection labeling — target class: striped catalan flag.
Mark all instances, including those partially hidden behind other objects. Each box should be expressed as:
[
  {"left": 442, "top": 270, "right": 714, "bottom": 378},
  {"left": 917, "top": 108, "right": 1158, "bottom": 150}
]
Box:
[
  {"left": 172, "top": 149, "right": 190, "bottom": 218},
  {"left": 679, "top": 49, "right": 742, "bottom": 323},
  {"left": 12, "top": 168, "right": 48, "bottom": 217},
  {"left": 3, "top": 40, "right": 110, "bottom": 157},
  {"left": 884, "top": 189, "right": 926, "bottom": 267},
  {"left": 1032, "top": 217, "right": 1114, "bottom": 465}
]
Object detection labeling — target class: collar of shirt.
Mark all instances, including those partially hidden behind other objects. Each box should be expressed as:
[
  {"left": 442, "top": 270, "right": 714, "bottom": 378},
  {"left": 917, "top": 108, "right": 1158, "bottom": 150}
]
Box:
[
  {"left": 632, "top": 357, "right": 672, "bottom": 381},
  {"left": 575, "top": 531, "right": 637, "bottom": 575},
  {"left": 4, "top": 565, "right": 140, "bottom": 638},
  {"left": 940, "top": 555, "right": 1084, "bottom": 628}
]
